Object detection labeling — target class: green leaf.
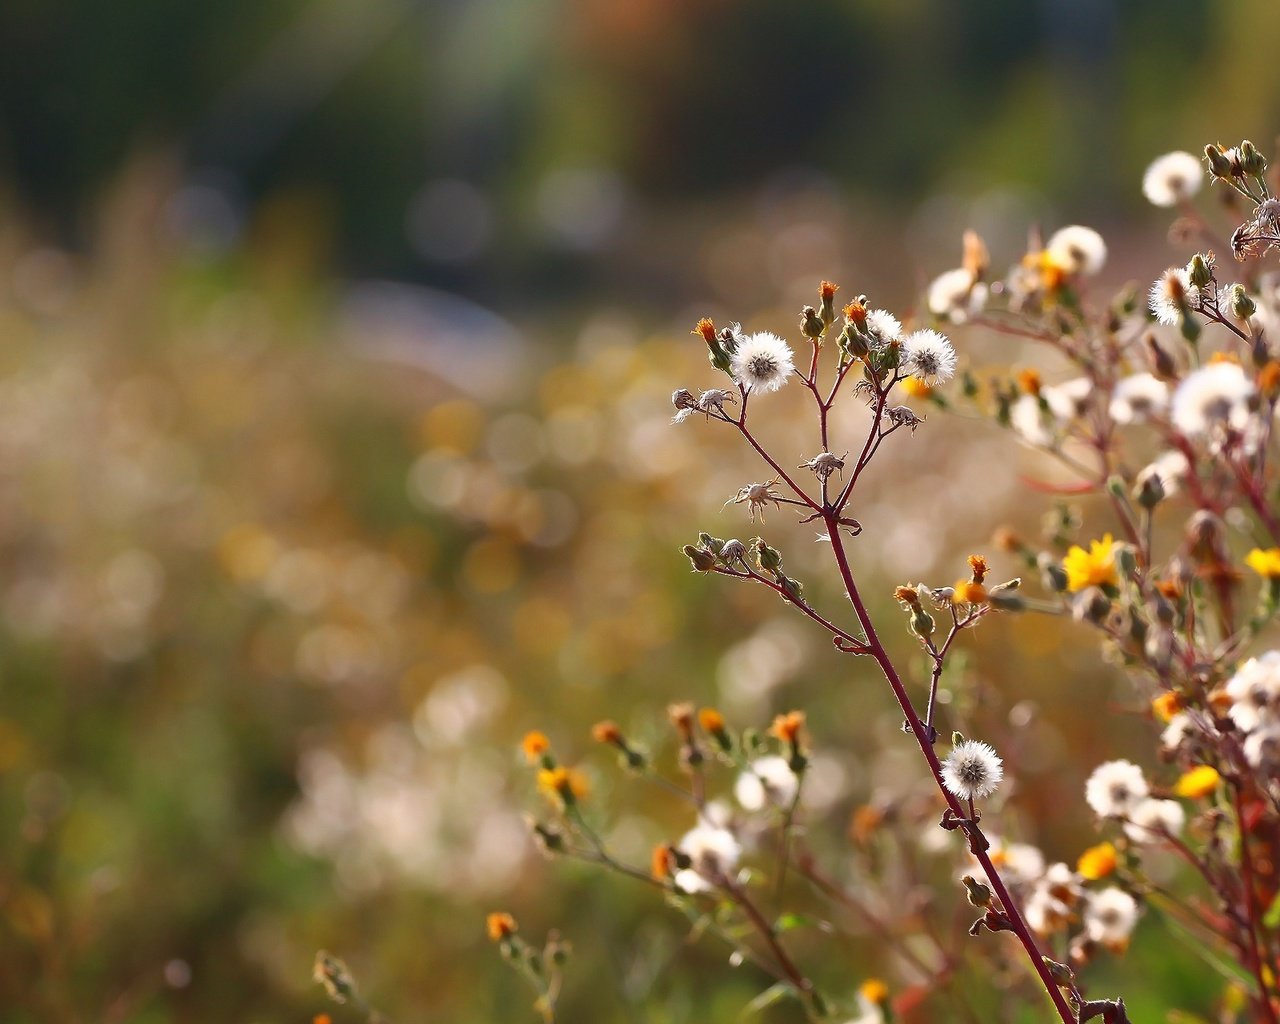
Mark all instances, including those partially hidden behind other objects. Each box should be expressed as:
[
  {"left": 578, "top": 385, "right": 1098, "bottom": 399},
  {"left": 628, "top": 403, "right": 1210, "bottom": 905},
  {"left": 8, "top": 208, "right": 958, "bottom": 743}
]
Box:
[
  {"left": 742, "top": 981, "right": 797, "bottom": 1016},
  {"left": 773, "top": 912, "right": 819, "bottom": 934}
]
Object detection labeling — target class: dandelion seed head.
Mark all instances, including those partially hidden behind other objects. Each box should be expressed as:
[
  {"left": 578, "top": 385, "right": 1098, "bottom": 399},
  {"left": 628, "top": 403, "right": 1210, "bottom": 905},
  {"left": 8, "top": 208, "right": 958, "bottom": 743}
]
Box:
[
  {"left": 1171, "top": 361, "right": 1254, "bottom": 436},
  {"left": 1123, "top": 797, "right": 1185, "bottom": 844},
  {"left": 1225, "top": 651, "right": 1280, "bottom": 733},
  {"left": 729, "top": 331, "right": 795, "bottom": 393},
  {"left": 733, "top": 755, "right": 798, "bottom": 811},
  {"left": 1046, "top": 225, "right": 1107, "bottom": 277},
  {"left": 927, "top": 267, "right": 988, "bottom": 323},
  {"left": 864, "top": 308, "right": 903, "bottom": 344},
  {"left": 1084, "top": 759, "right": 1148, "bottom": 818},
  {"left": 674, "top": 821, "right": 741, "bottom": 893},
  {"left": 941, "top": 739, "right": 1003, "bottom": 800},
  {"left": 1109, "top": 373, "right": 1169, "bottom": 425},
  {"left": 1142, "top": 151, "right": 1204, "bottom": 207},
  {"left": 1083, "top": 887, "right": 1139, "bottom": 950},
  {"left": 901, "top": 329, "right": 957, "bottom": 384},
  {"left": 1149, "top": 267, "right": 1197, "bottom": 325}
]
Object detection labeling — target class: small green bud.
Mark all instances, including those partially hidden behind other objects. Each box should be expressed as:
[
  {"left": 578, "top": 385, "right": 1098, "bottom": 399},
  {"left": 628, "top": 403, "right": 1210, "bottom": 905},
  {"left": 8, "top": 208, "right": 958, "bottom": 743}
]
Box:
[
  {"left": 1105, "top": 476, "right": 1127, "bottom": 501},
  {"left": 1205, "top": 143, "right": 1233, "bottom": 178},
  {"left": 754, "top": 537, "right": 782, "bottom": 573},
  {"left": 1187, "top": 253, "right": 1213, "bottom": 290},
  {"left": 1227, "top": 283, "right": 1256, "bottom": 322},
  {"left": 1180, "top": 312, "right": 1201, "bottom": 344},
  {"left": 951, "top": 731, "right": 966, "bottom": 746},
  {"left": 800, "top": 304, "right": 824, "bottom": 340},
  {"left": 1134, "top": 471, "right": 1165, "bottom": 510},
  {"left": 1241, "top": 139, "right": 1267, "bottom": 176},
  {"left": 910, "top": 607, "right": 936, "bottom": 639},
  {"left": 683, "top": 544, "right": 718, "bottom": 572},
  {"left": 1115, "top": 543, "right": 1138, "bottom": 579},
  {"left": 962, "top": 874, "right": 992, "bottom": 908},
  {"left": 1039, "top": 556, "right": 1069, "bottom": 593}
]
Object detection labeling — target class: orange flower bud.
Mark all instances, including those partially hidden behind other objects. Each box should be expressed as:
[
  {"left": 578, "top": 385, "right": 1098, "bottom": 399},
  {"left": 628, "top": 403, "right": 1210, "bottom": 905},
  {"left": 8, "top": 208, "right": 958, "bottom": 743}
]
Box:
[
  {"left": 486, "top": 911, "right": 518, "bottom": 942},
  {"left": 771, "top": 710, "right": 806, "bottom": 744},
  {"left": 521, "top": 730, "right": 551, "bottom": 764}
]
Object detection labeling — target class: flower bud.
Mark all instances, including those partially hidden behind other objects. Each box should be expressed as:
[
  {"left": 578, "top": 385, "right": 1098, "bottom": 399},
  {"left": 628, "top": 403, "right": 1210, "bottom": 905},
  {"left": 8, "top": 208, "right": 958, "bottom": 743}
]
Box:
[
  {"left": 1241, "top": 139, "right": 1267, "bottom": 176},
  {"left": 1134, "top": 471, "right": 1165, "bottom": 510},
  {"left": 800, "top": 304, "right": 825, "bottom": 340},
  {"left": 683, "top": 544, "right": 718, "bottom": 572},
  {"left": 719, "top": 538, "right": 746, "bottom": 563},
  {"left": 1205, "top": 144, "right": 1233, "bottom": 178},
  {"left": 910, "top": 607, "right": 936, "bottom": 639},
  {"left": 1072, "top": 586, "right": 1112, "bottom": 624},
  {"left": 1227, "top": 283, "right": 1256, "bottom": 322},
  {"left": 1038, "top": 555, "right": 1069, "bottom": 593},
  {"left": 1186, "top": 253, "right": 1213, "bottom": 290},
  {"left": 1144, "top": 333, "right": 1177, "bottom": 381},
  {"left": 819, "top": 280, "right": 839, "bottom": 327},
  {"left": 754, "top": 537, "right": 782, "bottom": 573},
  {"left": 962, "top": 874, "right": 992, "bottom": 908},
  {"left": 1114, "top": 543, "right": 1138, "bottom": 580}
]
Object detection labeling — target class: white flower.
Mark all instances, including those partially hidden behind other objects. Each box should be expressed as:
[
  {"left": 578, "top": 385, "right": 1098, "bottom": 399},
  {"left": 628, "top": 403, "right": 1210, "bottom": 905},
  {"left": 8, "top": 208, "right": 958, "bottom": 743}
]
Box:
[
  {"left": 1137, "top": 450, "right": 1190, "bottom": 498},
  {"left": 865, "top": 309, "right": 903, "bottom": 344},
  {"left": 1171, "top": 362, "right": 1254, "bottom": 436},
  {"left": 1046, "top": 225, "right": 1107, "bottom": 276},
  {"left": 941, "top": 739, "right": 1003, "bottom": 800},
  {"left": 975, "top": 837, "right": 1045, "bottom": 888},
  {"left": 1225, "top": 651, "right": 1280, "bottom": 733},
  {"left": 1010, "top": 394, "right": 1055, "bottom": 447},
  {"left": 734, "top": 755, "right": 798, "bottom": 811},
  {"left": 1123, "top": 798, "right": 1186, "bottom": 844},
  {"left": 1149, "top": 267, "right": 1197, "bottom": 326},
  {"left": 1109, "top": 373, "right": 1169, "bottom": 424},
  {"left": 927, "top": 267, "right": 988, "bottom": 323},
  {"left": 901, "top": 329, "right": 957, "bottom": 384},
  {"left": 1084, "top": 760, "right": 1149, "bottom": 818},
  {"left": 1044, "top": 377, "right": 1093, "bottom": 419},
  {"left": 1142, "top": 151, "right": 1204, "bottom": 207},
  {"left": 674, "top": 821, "right": 741, "bottom": 893},
  {"left": 730, "top": 331, "right": 795, "bottom": 393},
  {"left": 1083, "top": 887, "right": 1139, "bottom": 949},
  {"left": 1024, "top": 863, "right": 1082, "bottom": 935}
]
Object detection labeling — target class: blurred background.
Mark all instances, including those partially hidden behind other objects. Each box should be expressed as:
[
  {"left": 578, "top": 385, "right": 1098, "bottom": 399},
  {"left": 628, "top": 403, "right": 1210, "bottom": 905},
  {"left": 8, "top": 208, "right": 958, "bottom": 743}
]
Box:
[{"left": 2, "top": 1, "right": 1279, "bottom": 1021}]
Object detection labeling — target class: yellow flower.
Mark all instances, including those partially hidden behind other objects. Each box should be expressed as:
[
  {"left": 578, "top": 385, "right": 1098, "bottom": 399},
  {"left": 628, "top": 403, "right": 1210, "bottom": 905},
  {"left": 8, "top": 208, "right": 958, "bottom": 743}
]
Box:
[
  {"left": 537, "top": 766, "right": 589, "bottom": 806},
  {"left": 1245, "top": 548, "right": 1280, "bottom": 579},
  {"left": 486, "top": 911, "right": 518, "bottom": 942},
  {"left": 859, "top": 978, "right": 889, "bottom": 1005},
  {"left": 1063, "top": 534, "right": 1119, "bottom": 592},
  {"left": 900, "top": 377, "right": 932, "bottom": 399},
  {"left": 1077, "top": 841, "right": 1118, "bottom": 880},
  {"left": 521, "top": 730, "right": 551, "bottom": 764},
  {"left": 1151, "top": 692, "right": 1183, "bottom": 723},
  {"left": 1174, "top": 765, "right": 1221, "bottom": 799}
]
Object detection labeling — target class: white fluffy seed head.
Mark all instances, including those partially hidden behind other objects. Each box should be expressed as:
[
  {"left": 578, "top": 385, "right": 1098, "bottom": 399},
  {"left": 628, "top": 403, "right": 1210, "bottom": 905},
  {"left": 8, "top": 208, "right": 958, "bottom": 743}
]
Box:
[
  {"left": 901, "top": 329, "right": 957, "bottom": 384},
  {"left": 1046, "top": 225, "right": 1108, "bottom": 276},
  {"left": 941, "top": 739, "right": 1004, "bottom": 800},
  {"left": 1170, "top": 361, "right": 1254, "bottom": 436},
  {"left": 729, "top": 331, "right": 795, "bottom": 394},
  {"left": 1142, "top": 151, "right": 1204, "bottom": 207},
  {"left": 1084, "top": 760, "right": 1149, "bottom": 818},
  {"left": 1109, "top": 373, "right": 1169, "bottom": 425},
  {"left": 733, "top": 755, "right": 798, "bottom": 811},
  {"left": 1149, "top": 267, "right": 1196, "bottom": 325},
  {"left": 1123, "top": 797, "right": 1185, "bottom": 844},
  {"left": 1084, "top": 887, "right": 1139, "bottom": 948}
]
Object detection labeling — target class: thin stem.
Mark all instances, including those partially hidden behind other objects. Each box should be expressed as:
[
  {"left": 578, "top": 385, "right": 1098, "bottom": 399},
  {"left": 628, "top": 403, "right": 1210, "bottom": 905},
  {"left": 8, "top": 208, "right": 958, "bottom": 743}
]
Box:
[
  {"left": 1231, "top": 782, "right": 1278, "bottom": 1023},
  {"left": 824, "top": 523, "right": 1078, "bottom": 1024}
]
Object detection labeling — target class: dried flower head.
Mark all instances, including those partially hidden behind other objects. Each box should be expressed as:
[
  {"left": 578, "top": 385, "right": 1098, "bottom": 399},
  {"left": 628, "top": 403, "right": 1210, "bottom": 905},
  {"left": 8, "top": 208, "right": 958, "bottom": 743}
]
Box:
[
  {"left": 729, "top": 331, "right": 795, "bottom": 393},
  {"left": 941, "top": 739, "right": 1004, "bottom": 800}
]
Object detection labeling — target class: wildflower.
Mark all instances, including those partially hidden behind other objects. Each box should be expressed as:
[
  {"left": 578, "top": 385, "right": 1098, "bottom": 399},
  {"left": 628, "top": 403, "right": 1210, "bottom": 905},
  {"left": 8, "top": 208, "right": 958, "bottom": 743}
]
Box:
[
  {"left": 859, "top": 979, "right": 889, "bottom": 1006},
  {"left": 900, "top": 377, "right": 932, "bottom": 399},
  {"left": 771, "top": 710, "right": 806, "bottom": 744},
  {"left": 591, "top": 720, "right": 623, "bottom": 746},
  {"left": 1109, "top": 374, "right": 1169, "bottom": 424},
  {"left": 1149, "top": 267, "right": 1197, "bottom": 326},
  {"left": 927, "top": 267, "right": 988, "bottom": 323},
  {"left": 1084, "top": 760, "right": 1149, "bottom": 818},
  {"left": 1123, "top": 798, "right": 1185, "bottom": 843},
  {"left": 674, "top": 821, "right": 742, "bottom": 892},
  {"left": 1025, "top": 863, "right": 1082, "bottom": 935},
  {"left": 734, "top": 755, "right": 799, "bottom": 811},
  {"left": 699, "top": 706, "right": 732, "bottom": 751},
  {"left": 522, "top": 730, "right": 551, "bottom": 764},
  {"left": 537, "top": 766, "right": 588, "bottom": 807},
  {"left": 486, "top": 911, "right": 518, "bottom": 942},
  {"left": 953, "top": 580, "right": 987, "bottom": 605},
  {"left": 1225, "top": 652, "right": 1280, "bottom": 732},
  {"left": 1171, "top": 361, "right": 1254, "bottom": 436},
  {"left": 1083, "top": 888, "right": 1139, "bottom": 951},
  {"left": 819, "top": 279, "right": 840, "bottom": 326},
  {"left": 1151, "top": 692, "right": 1182, "bottom": 722},
  {"left": 729, "top": 331, "right": 795, "bottom": 393},
  {"left": 1063, "top": 534, "right": 1119, "bottom": 592},
  {"left": 1246, "top": 548, "right": 1280, "bottom": 579},
  {"left": 1174, "top": 765, "right": 1221, "bottom": 799},
  {"left": 1142, "top": 151, "right": 1204, "bottom": 207},
  {"left": 1160, "top": 712, "right": 1196, "bottom": 751},
  {"left": 668, "top": 702, "right": 696, "bottom": 738},
  {"left": 967, "top": 554, "right": 988, "bottom": 583},
  {"left": 1077, "top": 842, "right": 1118, "bottom": 881},
  {"left": 901, "top": 329, "right": 957, "bottom": 383},
  {"left": 1045, "top": 225, "right": 1108, "bottom": 276},
  {"left": 941, "top": 739, "right": 1004, "bottom": 800},
  {"left": 986, "top": 838, "right": 1046, "bottom": 886},
  {"left": 651, "top": 842, "right": 678, "bottom": 881}
]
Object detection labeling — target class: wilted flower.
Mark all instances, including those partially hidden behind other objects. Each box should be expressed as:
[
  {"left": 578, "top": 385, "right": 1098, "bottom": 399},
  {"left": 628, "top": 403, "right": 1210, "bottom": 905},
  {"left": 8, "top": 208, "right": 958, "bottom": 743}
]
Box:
[
  {"left": 1085, "top": 760, "right": 1149, "bottom": 818},
  {"left": 941, "top": 739, "right": 1004, "bottom": 800},
  {"left": 1142, "top": 151, "right": 1204, "bottom": 207},
  {"left": 730, "top": 331, "right": 795, "bottom": 393}
]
